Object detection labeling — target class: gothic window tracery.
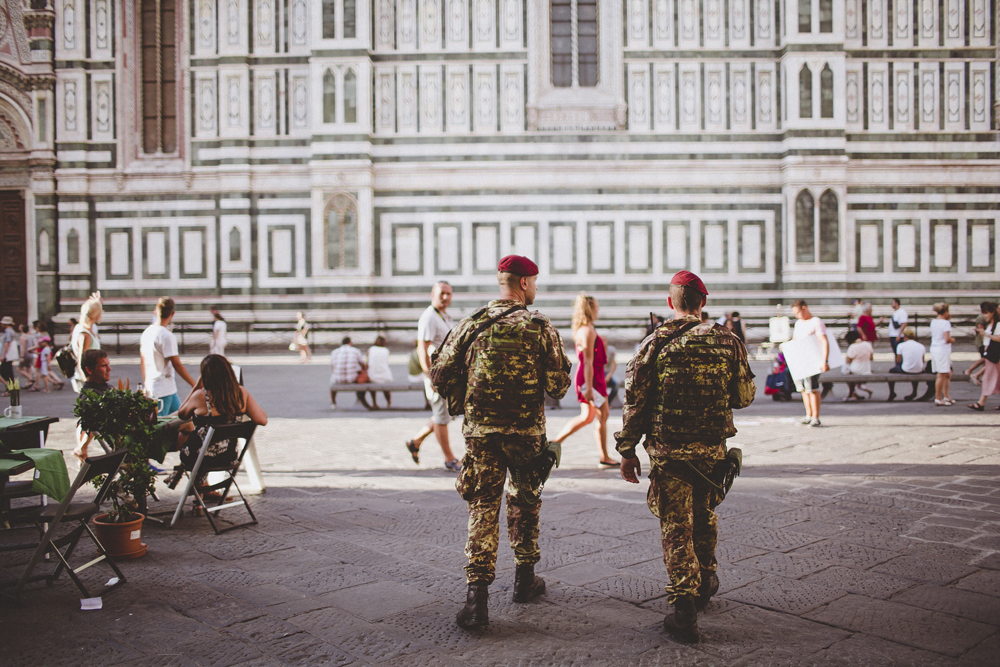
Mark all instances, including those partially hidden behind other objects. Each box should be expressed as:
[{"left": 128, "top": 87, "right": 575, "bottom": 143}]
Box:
[
  {"left": 798, "top": 0, "right": 812, "bottom": 31},
  {"left": 819, "top": 190, "right": 839, "bottom": 262},
  {"left": 819, "top": 0, "right": 833, "bottom": 32},
  {"left": 229, "top": 227, "right": 242, "bottom": 262},
  {"left": 799, "top": 65, "right": 813, "bottom": 118},
  {"left": 820, "top": 64, "right": 834, "bottom": 118},
  {"left": 551, "top": 0, "right": 599, "bottom": 88},
  {"left": 795, "top": 189, "right": 841, "bottom": 264},
  {"left": 140, "top": 0, "right": 180, "bottom": 154},
  {"left": 323, "top": 0, "right": 336, "bottom": 38},
  {"left": 325, "top": 194, "right": 359, "bottom": 270},
  {"left": 795, "top": 190, "right": 815, "bottom": 262},
  {"left": 323, "top": 70, "right": 337, "bottom": 123},
  {"left": 344, "top": 69, "right": 357, "bottom": 123}
]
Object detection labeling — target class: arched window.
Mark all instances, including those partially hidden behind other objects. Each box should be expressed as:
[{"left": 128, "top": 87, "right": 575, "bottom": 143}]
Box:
[
  {"left": 819, "top": 190, "right": 839, "bottom": 262},
  {"left": 798, "top": 0, "right": 812, "bottom": 32},
  {"left": 325, "top": 194, "right": 359, "bottom": 269},
  {"left": 550, "top": 0, "right": 599, "bottom": 88},
  {"left": 819, "top": 0, "right": 833, "bottom": 32},
  {"left": 322, "top": 0, "right": 336, "bottom": 38},
  {"left": 323, "top": 70, "right": 337, "bottom": 123},
  {"left": 67, "top": 228, "right": 80, "bottom": 265},
  {"left": 820, "top": 65, "right": 834, "bottom": 118},
  {"left": 343, "top": 0, "right": 356, "bottom": 38},
  {"left": 343, "top": 69, "right": 357, "bottom": 123},
  {"left": 229, "top": 226, "right": 242, "bottom": 262},
  {"left": 799, "top": 65, "right": 813, "bottom": 119},
  {"left": 795, "top": 190, "right": 815, "bottom": 263}
]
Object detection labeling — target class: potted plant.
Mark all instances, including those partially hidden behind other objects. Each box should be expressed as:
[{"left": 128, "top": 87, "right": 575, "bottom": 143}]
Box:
[{"left": 74, "top": 381, "right": 158, "bottom": 559}]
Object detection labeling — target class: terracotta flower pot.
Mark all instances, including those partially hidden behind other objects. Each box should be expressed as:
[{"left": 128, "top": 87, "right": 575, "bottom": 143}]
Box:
[{"left": 92, "top": 513, "right": 147, "bottom": 560}]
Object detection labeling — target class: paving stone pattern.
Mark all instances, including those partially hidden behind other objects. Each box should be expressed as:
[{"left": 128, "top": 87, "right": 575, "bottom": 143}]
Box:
[{"left": 2, "top": 362, "right": 1000, "bottom": 665}]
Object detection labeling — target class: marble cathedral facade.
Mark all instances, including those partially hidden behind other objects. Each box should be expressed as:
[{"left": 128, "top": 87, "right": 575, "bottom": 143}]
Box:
[{"left": 0, "top": 0, "right": 998, "bottom": 324}]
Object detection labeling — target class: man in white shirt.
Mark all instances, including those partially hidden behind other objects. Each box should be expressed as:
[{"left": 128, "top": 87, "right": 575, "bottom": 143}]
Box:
[
  {"left": 791, "top": 299, "right": 828, "bottom": 427},
  {"left": 0, "top": 316, "right": 19, "bottom": 388},
  {"left": 405, "top": 282, "right": 462, "bottom": 472},
  {"left": 879, "top": 298, "right": 908, "bottom": 354},
  {"left": 888, "top": 327, "right": 933, "bottom": 402},
  {"left": 140, "top": 297, "right": 196, "bottom": 416},
  {"left": 329, "top": 337, "right": 370, "bottom": 409}
]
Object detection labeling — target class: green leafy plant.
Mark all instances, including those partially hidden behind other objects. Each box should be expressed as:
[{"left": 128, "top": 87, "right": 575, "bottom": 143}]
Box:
[
  {"left": 4, "top": 378, "right": 19, "bottom": 406},
  {"left": 74, "top": 387, "right": 159, "bottom": 522}
]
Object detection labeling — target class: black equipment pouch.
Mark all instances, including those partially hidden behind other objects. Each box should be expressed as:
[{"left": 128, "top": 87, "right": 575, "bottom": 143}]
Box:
[
  {"left": 684, "top": 447, "right": 742, "bottom": 507},
  {"left": 508, "top": 438, "right": 561, "bottom": 506}
]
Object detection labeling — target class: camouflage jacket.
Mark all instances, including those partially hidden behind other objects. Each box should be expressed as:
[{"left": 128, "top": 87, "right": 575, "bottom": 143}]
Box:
[
  {"left": 430, "top": 299, "right": 571, "bottom": 438},
  {"left": 614, "top": 315, "right": 756, "bottom": 461}
]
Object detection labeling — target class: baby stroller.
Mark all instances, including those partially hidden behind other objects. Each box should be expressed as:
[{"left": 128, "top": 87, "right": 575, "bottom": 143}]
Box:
[{"left": 765, "top": 351, "right": 794, "bottom": 401}]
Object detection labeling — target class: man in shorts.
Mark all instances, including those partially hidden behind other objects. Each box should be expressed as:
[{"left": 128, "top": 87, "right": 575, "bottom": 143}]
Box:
[
  {"left": 791, "top": 299, "right": 829, "bottom": 427},
  {"left": 140, "top": 297, "right": 196, "bottom": 416},
  {"left": 405, "top": 281, "right": 462, "bottom": 472}
]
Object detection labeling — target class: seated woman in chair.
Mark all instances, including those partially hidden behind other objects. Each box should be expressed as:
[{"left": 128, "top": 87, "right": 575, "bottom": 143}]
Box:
[{"left": 165, "top": 355, "right": 267, "bottom": 493}]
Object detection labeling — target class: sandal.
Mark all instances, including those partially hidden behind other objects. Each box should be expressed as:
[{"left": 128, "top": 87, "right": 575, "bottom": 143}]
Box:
[
  {"left": 968, "top": 403, "right": 985, "bottom": 411},
  {"left": 405, "top": 440, "right": 420, "bottom": 465},
  {"left": 72, "top": 449, "right": 87, "bottom": 463},
  {"left": 598, "top": 460, "right": 620, "bottom": 467},
  {"left": 445, "top": 459, "right": 462, "bottom": 472}
]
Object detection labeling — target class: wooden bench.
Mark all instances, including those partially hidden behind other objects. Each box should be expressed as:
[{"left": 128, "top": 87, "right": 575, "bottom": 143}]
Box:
[
  {"left": 819, "top": 373, "right": 966, "bottom": 384},
  {"left": 328, "top": 381, "right": 429, "bottom": 411}
]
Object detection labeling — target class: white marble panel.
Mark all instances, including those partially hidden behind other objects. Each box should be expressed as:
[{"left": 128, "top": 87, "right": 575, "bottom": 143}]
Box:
[
  {"left": 551, "top": 225, "right": 575, "bottom": 272},
  {"left": 255, "top": 0, "right": 276, "bottom": 54},
  {"left": 475, "top": 225, "right": 498, "bottom": 271},
  {"left": 678, "top": 0, "right": 700, "bottom": 47},
  {"left": 291, "top": 74, "right": 310, "bottom": 131},
  {"left": 218, "top": 69, "right": 249, "bottom": 138},
  {"left": 375, "top": 0, "right": 395, "bottom": 50},
  {"left": 705, "top": 65, "right": 725, "bottom": 131},
  {"left": 195, "top": 0, "right": 218, "bottom": 54},
  {"left": 628, "top": 64, "right": 650, "bottom": 131},
  {"left": 943, "top": 63, "right": 964, "bottom": 131},
  {"left": 590, "top": 225, "right": 613, "bottom": 272},
  {"left": 896, "top": 223, "right": 917, "bottom": 268},
  {"left": 868, "top": 63, "right": 889, "bottom": 130},
  {"left": 653, "top": 64, "right": 675, "bottom": 131},
  {"left": 679, "top": 64, "right": 700, "bottom": 131},
  {"left": 513, "top": 224, "right": 535, "bottom": 258},
  {"left": 473, "top": 65, "right": 497, "bottom": 132},
  {"left": 969, "top": 0, "right": 989, "bottom": 44},
  {"left": 500, "top": 63, "right": 524, "bottom": 133},
  {"left": 868, "top": 0, "right": 888, "bottom": 46},
  {"left": 969, "top": 62, "right": 990, "bottom": 130},
  {"left": 447, "top": 0, "right": 468, "bottom": 49},
  {"left": 38, "top": 230, "right": 51, "bottom": 268},
  {"left": 221, "top": 215, "right": 252, "bottom": 272},
  {"left": 731, "top": 67, "right": 751, "bottom": 131},
  {"left": 394, "top": 226, "right": 422, "bottom": 272},
  {"left": 271, "top": 229, "right": 293, "bottom": 274},
  {"left": 419, "top": 65, "right": 444, "bottom": 132},
  {"left": 473, "top": 0, "right": 496, "bottom": 49},
  {"left": 91, "top": 0, "right": 113, "bottom": 59},
  {"left": 195, "top": 74, "right": 218, "bottom": 137},
  {"left": 421, "top": 0, "right": 442, "bottom": 49},
  {"left": 894, "top": 64, "right": 913, "bottom": 130},
  {"left": 57, "top": 74, "right": 84, "bottom": 142},
  {"left": 437, "top": 225, "right": 460, "bottom": 272},
  {"left": 703, "top": 224, "right": 725, "bottom": 269},
  {"left": 58, "top": 0, "right": 84, "bottom": 59},
  {"left": 446, "top": 65, "right": 470, "bottom": 132},
  {"left": 59, "top": 220, "right": 89, "bottom": 272},
  {"left": 895, "top": 0, "right": 911, "bottom": 42},
  {"left": 729, "top": 0, "right": 749, "bottom": 46},
  {"left": 109, "top": 232, "right": 130, "bottom": 276},
  {"left": 918, "top": 0, "right": 937, "bottom": 46},
  {"left": 919, "top": 66, "right": 938, "bottom": 129},
  {"left": 147, "top": 232, "right": 167, "bottom": 275},
  {"left": 944, "top": 0, "right": 963, "bottom": 45},
  {"left": 652, "top": 0, "right": 674, "bottom": 48},
  {"left": 627, "top": 225, "right": 650, "bottom": 271},
  {"left": 397, "top": 66, "right": 418, "bottom": 133},
  {"left": 375, "top": 67, "right": 396, "bottom": 133},
  {"left": 755, "top": 0, "right": 773, "bottom": 43},
  {"left": 845, "top": 0, "right": 861, "bottom": 43},
  {"left": 291, "top": 0, "right": 308, "bottom": 46},
  {"left": 971, "top": 224, "right": 992, "bottom": 267},
  {"left": 499, "top": 0, "right": 522, "bottom": 49},
  {"left": 219, "top": 0, "right": 248, "bottom": 55},
  {"left": 704, "top": 0, "right": 724, "bottom": 47},
  {"left": 256, "top": 72, "right": 277, "bottom": 135},
  {"left": 933, "top": 224, "right": 953, "bottom": 267},
  {"left": 183, "top": 230, "right": 205, "bottom": 275},
  {"left": 845, "top": 65, "right": 862, "bottom": 128},
  {"left": 665, "top": 224, "right": 687, "bottom": 269},
  {"left": 398, "top": 0, "right": 418, "bottom": 49},
  {"left": 741, "top": 224, "right": 761, "bottom": 269},
  {"left": 859, "top": 224, "right": 880, "bottom": 268},
  {"left": 628, "top": 0, "right": 648, "bottom": 47},
  {"left": 756, "top": 64, "right": 777, "bottom": 130}
]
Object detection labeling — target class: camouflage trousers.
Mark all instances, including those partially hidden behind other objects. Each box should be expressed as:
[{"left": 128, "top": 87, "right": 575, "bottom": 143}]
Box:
[
  {"left": 457, "top": 434, "right": 545, "bottom": 585},
  {"left": 647, "top": 456, "right": 720, "bottom": 604}
]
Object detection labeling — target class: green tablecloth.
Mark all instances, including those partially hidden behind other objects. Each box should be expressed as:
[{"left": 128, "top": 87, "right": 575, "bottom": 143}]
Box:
[
  {"left": 0, "top": 449, "right": 70, "bottom": 502},
  {"left": 0, "top": 416, "right": 53, "bottom": 431}
]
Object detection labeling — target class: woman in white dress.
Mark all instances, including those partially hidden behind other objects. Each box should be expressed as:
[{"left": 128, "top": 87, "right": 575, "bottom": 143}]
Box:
[
  {"left": 71, "top": 292, "right": 102, "bottom": 460},
  {"left": 366, "top": 335, "right": 394, "bottom": 409},
  {"left": 210, "top": 308, "right": 227, "bottom": 357},
  {"left": 292, "top": 312, "right": 311, "bottom": 362},
  {"left": 929, "top": 302, "right": 955, "bottom": 406}
]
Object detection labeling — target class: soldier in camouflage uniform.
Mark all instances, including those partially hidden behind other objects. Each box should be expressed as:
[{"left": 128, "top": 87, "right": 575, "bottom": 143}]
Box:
[
  {"left": 616, "top": 270, "right": 756, "bottom": 643},
  {"left": 430, "top": 255, "right": 571, "bottom": 629}
]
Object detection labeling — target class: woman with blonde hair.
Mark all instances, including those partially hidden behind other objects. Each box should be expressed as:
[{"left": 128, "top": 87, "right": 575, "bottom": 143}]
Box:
[
  {"left": 969, "top": 302, "right": 1000, "bottom": 411},
  {"left": 550, "top": 293, "right": 618, "bottom": 467},
  {"left": 929, "top": 302, "right": 955, "bottom": 405},
  {"left": 71, "top": 291, "right": 103, "bottom": 460}
]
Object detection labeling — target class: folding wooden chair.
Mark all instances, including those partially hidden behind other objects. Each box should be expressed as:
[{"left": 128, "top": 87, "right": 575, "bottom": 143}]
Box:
[
  {"left": 10, "top": 449, "right": 129, "bottom": 601},
  {"left": 169, "top": 422, "right": 258, "bottom": 534}
]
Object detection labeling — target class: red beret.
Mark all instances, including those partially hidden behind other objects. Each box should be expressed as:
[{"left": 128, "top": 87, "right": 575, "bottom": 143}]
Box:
[
  {"left": 670, "top": 270, "right": 708, "bottom": 296},
  {"left": 498, "top": 255, "right": 539, "bottom": 276}
]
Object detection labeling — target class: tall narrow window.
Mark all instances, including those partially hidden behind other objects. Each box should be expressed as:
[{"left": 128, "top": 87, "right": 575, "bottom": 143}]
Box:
[
  {"left": 795, "top": 190, "right": 815, "bottom": 262},
  {"left": 140, "top": 0, "right": 179, "bottom": 153},
  {"left": 67, "top": 229, "right": 80, "bottom": 265},
  {"left": 322, "top": 0, "right": 336, "bottom": 38},
  {"left": 819, "top": 190, "right": 839, "bottom": 262},
  {"left": 550, "top": 0, "right": 599, "bottom": 88},
  {"left": 325, "top": 194, "right": 359, "bottom": 269},
  {"left": 229, "top": 227, "right": 242, "bottom": 262},
  {"left": 820, "top": 64, "right": 834, "bottom": 118},
  {"left": 323, "top": 70, "right": 337, "bottom": 123},
  {"left": 343, "top": 69, "right": 357, "bottom": 123},
  {"left": 798, "top": 0, "right": 812, "bottom": 32},
  {"left": 799, "top": 65, "right": 813, "bottom": 119},
  {"left": 819, "top": 0, "right": 833, "bottom": 32},
  {"left": 343, "top": 0, "right": 356, "bottom": 38}
]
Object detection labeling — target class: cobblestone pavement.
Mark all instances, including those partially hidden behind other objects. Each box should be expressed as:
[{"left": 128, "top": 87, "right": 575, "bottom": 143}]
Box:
[{"left": 2, "top": 358, "right": 999, "bottom": 666}]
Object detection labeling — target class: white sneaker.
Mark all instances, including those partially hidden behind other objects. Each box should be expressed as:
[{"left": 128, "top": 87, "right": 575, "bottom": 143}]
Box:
[
  {"left": 808, "top": 418, "right": 822, "bottom": 427},
  {"left": 330, "top": 403, "right": 337, "bottom": 411},
  {"left": 799, "top": 416, "right": 813, "bottom": 424}
]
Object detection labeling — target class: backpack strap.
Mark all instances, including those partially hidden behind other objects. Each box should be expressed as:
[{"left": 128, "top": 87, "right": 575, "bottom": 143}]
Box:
[
  {"left": 437, "top": 305, "right": 527, "bottom": 367},
  {"left": 650, "top": 320, "right": 701, "bottom": 361}
]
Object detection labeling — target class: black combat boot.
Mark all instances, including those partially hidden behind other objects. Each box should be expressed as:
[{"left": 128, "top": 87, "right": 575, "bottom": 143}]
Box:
[
  {"left": 512, "top": 564, "right": 546, "bottom": 602},
  {"left": 663, "top": 596, "right": 701, "bottom": 643},
  {"left": 456, "top": 583, "right": 489, "bottom": 629},
  {"left": 696, "top": 572, "right": 719, "bottom": 611}
]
